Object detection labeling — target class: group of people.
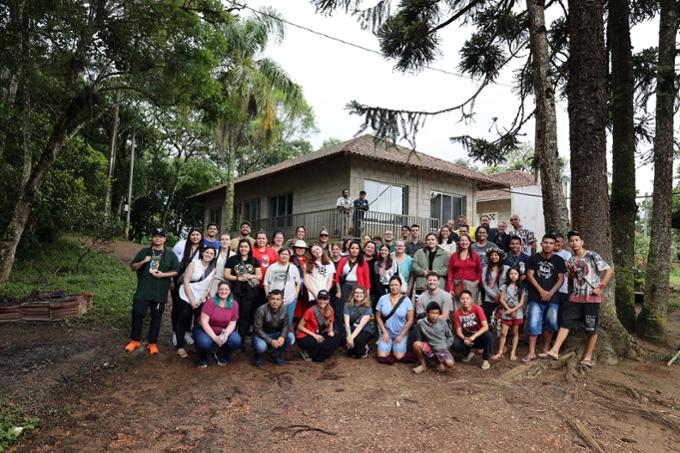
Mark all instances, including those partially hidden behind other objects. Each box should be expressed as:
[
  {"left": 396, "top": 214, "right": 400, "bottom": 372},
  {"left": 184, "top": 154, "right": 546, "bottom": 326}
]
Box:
[{"left": 125, "top": 212, "right": 613, "bottom": 373}]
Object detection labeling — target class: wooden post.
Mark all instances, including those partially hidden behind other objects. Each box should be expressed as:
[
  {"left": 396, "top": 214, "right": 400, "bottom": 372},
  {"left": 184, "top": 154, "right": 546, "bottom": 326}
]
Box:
[{"left": 124, "top": 128, "right": 136, "bottom": 239}]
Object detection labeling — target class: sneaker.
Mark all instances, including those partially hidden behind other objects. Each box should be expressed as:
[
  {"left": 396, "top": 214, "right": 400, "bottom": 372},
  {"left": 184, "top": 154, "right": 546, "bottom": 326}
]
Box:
[
  {"left": 197, "top": 362, "right": 208, "bottom": 369},
  {"left": 481, "top": 360, "right": 490, "bottom": 370},
  {"left": 253, "top": 355, "right": 263, "bottom": 367},
  {"left": 462, "top": 352, "right": 475, "bottom": 363},
  {"left": 272, "top": 355, "right": 285, "bottom": 366},
  {"left": 124, "top": 341, "right": 141, "bottom": 353},
  {"left": 172, "top": 333, "right": 177, "bottom": 347},
  {"left": 177, "top": 348, "right": 188, "bottom": 358},
  {"left": 147, "top": 343, "right": 159, "bottom": 355},
  {"left": 299, "top": 350, "right": 311, "bottom": 362},
  {"left": 361, "top": 345, "right": 369, "bottom": 359},
  {"left": 214, "top": 353, "right": 228, "bottom": 366},
  {"left": 184, "top": 332, "right": 194, "bottom": 346}
]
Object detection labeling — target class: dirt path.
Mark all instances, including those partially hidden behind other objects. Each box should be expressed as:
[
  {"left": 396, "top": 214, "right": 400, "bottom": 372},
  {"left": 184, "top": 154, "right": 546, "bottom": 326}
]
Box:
[{"left": 2, "top": 316, "right": 680, "bottom": 452}]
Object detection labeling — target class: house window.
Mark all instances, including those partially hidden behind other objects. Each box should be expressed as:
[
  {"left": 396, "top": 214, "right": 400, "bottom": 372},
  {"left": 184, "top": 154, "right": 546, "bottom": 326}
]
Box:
[
  {"left": 430, "top": 192, "right": 465, "bottom": 224},
  {"left": 233, "top": 198, "right": 261, "bottom": 229},
  {"left": 364, "top": 180, "right": 407, "bottom": 214},
  {"left": 270, "top": 193, "right": 293, "bottom": 228},
  {"left": 209, "top": 207, "right": 222, "bottom": 227}
]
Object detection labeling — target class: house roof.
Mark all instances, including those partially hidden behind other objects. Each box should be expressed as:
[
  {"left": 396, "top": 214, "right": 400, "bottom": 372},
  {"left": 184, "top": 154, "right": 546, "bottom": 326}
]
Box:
[
  {"left": 476, "top": 170, "right": 537, "bottom": 201},
  {"left": 189, "top": 134, "right": 507, "bottom": 199}
]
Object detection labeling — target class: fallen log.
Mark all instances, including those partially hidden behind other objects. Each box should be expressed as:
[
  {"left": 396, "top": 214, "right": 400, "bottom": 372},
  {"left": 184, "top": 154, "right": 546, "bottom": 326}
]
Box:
[{"left": 566, "top": 419, "right": 607, "bottom": 453}]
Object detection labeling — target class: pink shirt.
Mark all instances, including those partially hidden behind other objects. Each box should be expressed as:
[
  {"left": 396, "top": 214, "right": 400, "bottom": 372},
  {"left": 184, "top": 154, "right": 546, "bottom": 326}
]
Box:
[{"left": 201, "top": 299, "right": 239, "bottom": 335}]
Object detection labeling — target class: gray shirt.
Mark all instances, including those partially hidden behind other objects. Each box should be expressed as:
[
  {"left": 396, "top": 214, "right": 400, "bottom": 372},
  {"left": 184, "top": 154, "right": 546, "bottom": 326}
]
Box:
[
  {"left": 471, "top": 242, "right": 499, "bottom": 268},
  {"left": 415, "top": 289, "right": 454, "bottom": 317},
  {"left": 415, "top": 317, "right": 453, "bottom": 352}
]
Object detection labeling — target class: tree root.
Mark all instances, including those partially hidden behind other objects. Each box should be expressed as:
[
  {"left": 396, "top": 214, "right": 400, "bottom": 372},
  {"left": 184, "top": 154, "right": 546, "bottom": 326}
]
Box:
[
  {"left": 588, "top": 386, "right": 680, "bottom": 432},
  {"left": 566, "top": 419, "right": 607, "bottom": 453},
  {"left": 597, "top": 380, "right": 680, "bottom": 410},
  {"left": 272, "top": 424, "right": 337, "bottom": 437}
]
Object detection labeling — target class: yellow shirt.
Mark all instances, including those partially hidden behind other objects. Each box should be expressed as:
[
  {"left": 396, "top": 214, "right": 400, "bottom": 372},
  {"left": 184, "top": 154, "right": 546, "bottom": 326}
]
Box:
[{"left": 455, "top": 226, "right": 476, "bottom": 241}]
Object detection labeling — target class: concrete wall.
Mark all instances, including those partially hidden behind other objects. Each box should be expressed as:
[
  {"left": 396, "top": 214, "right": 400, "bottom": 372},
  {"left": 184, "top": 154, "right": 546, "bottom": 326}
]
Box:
[
  {"left": 348, "top": 158, "right": 478, "bottom": 221},
  {"left": 477, "top": 199, "right": 512, "bottom": 227},
  {"left": 510, "top": 184, "right": 545, "bottom": 240}
]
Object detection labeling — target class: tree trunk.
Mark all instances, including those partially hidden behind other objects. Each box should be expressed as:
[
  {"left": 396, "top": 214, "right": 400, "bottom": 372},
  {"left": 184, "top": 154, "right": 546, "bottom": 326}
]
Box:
[
  {"left": 608, "top": 0, "right": 638, "bottom": 332},
  {"left": 0, "top": 0, "right": 26, "bottom": 162},
  {"left": 526, "top": 0, "right": 569, "bottom": 235},
  {"left": 104, "top": 89, "right": 121, "bottom": 215},
  {"left": 567, "top": 0, "right": 632, "bottom": 359},
  {"left": 637, "top": 0, "right": 678, "bottom": 340}
]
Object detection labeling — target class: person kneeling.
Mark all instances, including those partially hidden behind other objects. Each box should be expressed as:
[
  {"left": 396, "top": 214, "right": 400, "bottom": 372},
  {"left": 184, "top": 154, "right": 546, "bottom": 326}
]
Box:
[
  {"left": 412, "top": 302, "right": 455, "bottom": 374},
  {"left": 452, "top": 290, "right": 493, "bottom": 370},
  {"left": 252, "top": 290, "right": 295, "bottom": 367},
  {"left": 194, "top": 282, "right": 241, "bottom": 368},
  {"left": 375, "top": 275, "right": 414, "bottom": 364},
  {"left": 296, "top": 290, "right": 340, "bottom": 362}
]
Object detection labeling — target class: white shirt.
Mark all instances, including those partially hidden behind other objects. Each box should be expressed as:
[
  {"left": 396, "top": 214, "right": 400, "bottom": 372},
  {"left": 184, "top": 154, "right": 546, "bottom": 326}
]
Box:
[
  {"left": 555, "top": 249, "right": 572, "bottom": 294},
  {"left": 336, "top": 196, "right": 352, "bottom": 209}
]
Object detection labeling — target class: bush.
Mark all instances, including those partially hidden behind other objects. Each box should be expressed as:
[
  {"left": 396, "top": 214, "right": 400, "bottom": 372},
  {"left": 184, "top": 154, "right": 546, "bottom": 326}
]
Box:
[{"left": 0, "top": 401, "right": 38, "bottom": 452}]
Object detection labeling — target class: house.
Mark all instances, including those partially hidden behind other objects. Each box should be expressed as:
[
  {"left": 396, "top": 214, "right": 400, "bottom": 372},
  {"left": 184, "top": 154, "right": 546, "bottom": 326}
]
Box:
[
  {"left": 189, "top": 135, "right": 507, "bottom": 238},
  {"left": 476, "top": 170, "right": 546, "bottom": 240}
]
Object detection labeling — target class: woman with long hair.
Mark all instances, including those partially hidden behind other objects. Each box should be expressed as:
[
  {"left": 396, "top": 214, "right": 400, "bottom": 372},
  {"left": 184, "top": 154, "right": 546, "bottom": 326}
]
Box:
[
  {"left": 171, "top": 227, "right": 204, "bottom": 348},
  {"left": 296, "top": 290, "right": 340, "bottom": 362},
  {"left": 304, "top": 243, "right": 335, "bottom": 304},
  {"left": 374, "top": 243, "right": 397, "bottom": 296},
  {"left": 446, "top": 234, "right": 482, "bottom": 306},
  {"left": 341, "top": 237, "right": 353, "bottom": 256},
  {"left": 194, "top": 282, "right": 241, "bottom": 368},
  {"left": 334, "top": 241, "right": 371, "bottom": 318},
  {"left": 343, "top": 286, "right": 374, "bottom": 359},
  {"left": 437, "top": 226, "right": 457, "bottom": 255},
  {"left": 413, "top": 233, "right": 450, "bottom": 295},
  {"left": 329, "top": 242, "right": 344, "bottom": 330},
  {"left": 271, "top": 231, "right": 285, "bottom": 254},
  {"left": 481, "top": 248, "right": 509, "bottom": 323},
  {"left": 211, "top": 233, "right": 235, "bottom": 294},
  {"left": 375, "top": 275, "right": 414, "bottom": 363},
  {"left": 177, "top": 246, "right": 216, "bottom": 358},
  {"left": 224, "top": 239, "right": 262, "bottom": 342}
]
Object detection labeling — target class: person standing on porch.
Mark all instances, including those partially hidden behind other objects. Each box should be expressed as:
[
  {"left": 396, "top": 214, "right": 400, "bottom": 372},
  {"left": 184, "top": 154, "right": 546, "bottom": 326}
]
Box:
[
  {"left": 353, "top": 190, "right": 369, "bottom": 238},
  {"left": 336, "top": 189, "right": 352, "bottom": 237}
]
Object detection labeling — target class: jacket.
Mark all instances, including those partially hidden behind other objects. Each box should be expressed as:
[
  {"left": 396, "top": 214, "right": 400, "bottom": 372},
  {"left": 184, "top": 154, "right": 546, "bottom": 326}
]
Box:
[
  {"left": 412, "top": 247, "right": 450, "bottom": 290},
  {"left": 253, "top": 303, "right": 290, "bottom": 343},
  {"left": 334, "top": 257, "right": 371, "bottom": 289}
]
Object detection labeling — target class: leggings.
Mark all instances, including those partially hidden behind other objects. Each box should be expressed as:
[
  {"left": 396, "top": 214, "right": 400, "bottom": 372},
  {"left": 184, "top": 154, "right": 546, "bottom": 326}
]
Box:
[
  {"left": 344, "top": 329, "right": 373, "bottom": 359},
  {"left": 297, "top": 331, "right": 341, "bottom": 362},
  {"left": 451, "top": 331, "right": 493, "bottom": 360},
  {"left": 175, "top": 301, "right": 201, "bottom": 349},
  {"left": 237, "top": 293, "right": 259, "bottom": 339}
]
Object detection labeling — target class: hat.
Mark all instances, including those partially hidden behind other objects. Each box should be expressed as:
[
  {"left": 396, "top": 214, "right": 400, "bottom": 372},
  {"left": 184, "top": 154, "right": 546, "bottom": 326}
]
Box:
[
  {"left": 293, "top": 239, "right": 308, "bottom": 249},
  {"left": 317, "top": 290, "right": 330, "bottom": 300},
  {"left": 319, "top": 228, "right": 329, "bottom": 236},
  {"left": 567, "top": 230, "right": 581, "bottom": 239},
  {"left": 151, "top": 228, "right": 166, "bottom": 237},
  {"left": 486, "top": 247, "right": 506, "bottom": 261}
]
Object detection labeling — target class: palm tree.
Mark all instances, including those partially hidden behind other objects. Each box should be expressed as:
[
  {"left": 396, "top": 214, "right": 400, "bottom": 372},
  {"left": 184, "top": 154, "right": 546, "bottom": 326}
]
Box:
[{"left": 207, "top": 11, "right": 306, "bottom": 232}]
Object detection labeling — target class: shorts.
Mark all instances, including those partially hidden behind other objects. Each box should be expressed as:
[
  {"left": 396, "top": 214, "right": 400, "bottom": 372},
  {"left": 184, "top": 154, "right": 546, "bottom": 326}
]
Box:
[
  {"left": 377, "top": 332, "right": 409, "bottom": 354},
  {"left": 422, "top": 343, "right": 453, "bottom": 363},
  {"left": 527, "top": 301, "right": 559, "bottom": 336},
  {"left": 559, "top": 301, "right": 600, "bottom": 335},
  {"left": 501, "top": 318, "right": 524, "bottom": 326}
]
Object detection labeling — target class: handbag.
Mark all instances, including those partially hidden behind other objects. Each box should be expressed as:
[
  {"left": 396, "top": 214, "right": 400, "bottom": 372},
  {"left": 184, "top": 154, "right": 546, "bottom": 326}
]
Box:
[{"left": 451, "top": 278, "right": 465, "bottom": 298}]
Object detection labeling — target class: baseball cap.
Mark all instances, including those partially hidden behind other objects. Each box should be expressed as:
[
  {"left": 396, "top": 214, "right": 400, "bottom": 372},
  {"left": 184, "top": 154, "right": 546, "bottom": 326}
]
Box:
[
  {"left": 317, "top": 290, "right": 330, "bottom": 300},
  {"left": 151, "top": 228, "right": 166, "bottom": 237}
]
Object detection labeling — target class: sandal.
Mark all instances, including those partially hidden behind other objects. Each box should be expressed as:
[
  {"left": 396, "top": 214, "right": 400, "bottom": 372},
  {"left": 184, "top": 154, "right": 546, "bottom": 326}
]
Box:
[
  {"left": 580, "top": 359, "right": 594, "bottom": 369},
  {"left": 545, "top": 351, "right": 559, "bottom": 361},
  {"left": 522, "top": 355, "right": 536, "bottom": 363}
]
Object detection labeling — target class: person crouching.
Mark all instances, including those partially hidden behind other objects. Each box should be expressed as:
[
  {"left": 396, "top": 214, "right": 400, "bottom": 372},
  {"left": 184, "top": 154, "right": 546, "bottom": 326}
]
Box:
[{"left": 252, "top": 290, "right": 295, "bottom": 367}]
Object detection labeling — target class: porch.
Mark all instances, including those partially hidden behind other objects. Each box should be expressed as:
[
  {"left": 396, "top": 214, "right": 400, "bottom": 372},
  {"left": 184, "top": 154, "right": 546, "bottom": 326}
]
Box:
[{"left": 247, "top": 208, "right": 439, "bottom": 240}]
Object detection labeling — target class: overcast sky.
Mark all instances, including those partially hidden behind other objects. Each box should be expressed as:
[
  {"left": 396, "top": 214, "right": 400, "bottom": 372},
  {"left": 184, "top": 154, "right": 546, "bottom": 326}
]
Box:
[{"left": 243, "top": 0, "right": 660, "bottom": 196}]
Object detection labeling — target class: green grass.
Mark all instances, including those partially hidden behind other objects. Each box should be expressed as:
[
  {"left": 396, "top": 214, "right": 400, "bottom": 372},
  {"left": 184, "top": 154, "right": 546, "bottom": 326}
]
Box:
[
  {"left": 0, "top": 238, "right": 136, "bottom": 329},
  {"left": 0, "top": 401, "right": 38, "bottom": 452}
]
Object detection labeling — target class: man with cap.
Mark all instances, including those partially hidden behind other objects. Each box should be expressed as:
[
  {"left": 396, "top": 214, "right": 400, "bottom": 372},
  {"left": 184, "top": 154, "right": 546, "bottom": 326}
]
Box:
[
  {"left": 295, "top": 290, "right": 340, "bottom": 362},
  {"left": 125, "top": 228, "right": 180, "bottom": 354},
  {"left": 230, "top": 221, "right": 255, "bottom": 250}
]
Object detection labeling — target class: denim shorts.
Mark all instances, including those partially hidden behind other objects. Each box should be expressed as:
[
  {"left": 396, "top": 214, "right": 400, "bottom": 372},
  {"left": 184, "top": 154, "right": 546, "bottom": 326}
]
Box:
[
  {"left": 527, "top": 301, "right": 559, "bottom": 335},
  {"left": 377, "top": 332, "right": 408, "bottom": 354}
]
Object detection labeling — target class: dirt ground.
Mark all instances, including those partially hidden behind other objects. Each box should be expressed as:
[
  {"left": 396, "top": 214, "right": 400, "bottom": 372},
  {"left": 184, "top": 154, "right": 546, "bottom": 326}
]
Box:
[{"left": 1, "top": 240, "right": 679, "bottom": 452}]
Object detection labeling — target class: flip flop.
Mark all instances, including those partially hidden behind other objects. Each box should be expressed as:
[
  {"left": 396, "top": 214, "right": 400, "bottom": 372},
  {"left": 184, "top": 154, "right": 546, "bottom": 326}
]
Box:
[
  {"left": 522, "top": 355, "right": 536, "bottom": 363},
  {"left": 538, "top": 352, "right": 549, "bottom": 359},
  {"left": 580, "top": 359, "right": 594, "bottom": 369},
  {"left": 545, "top": 351, "right": 559, "bottom": 361}
]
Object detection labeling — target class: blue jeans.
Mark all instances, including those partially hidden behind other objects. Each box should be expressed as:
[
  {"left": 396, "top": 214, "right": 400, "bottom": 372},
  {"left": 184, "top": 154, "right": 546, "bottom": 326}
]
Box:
[
  {"left": 286, "top": 299, "right": 297, "bottom": 325},
  {"left": 193, "top": 325, "right": 242, "bottom": 365},
  {"left": 252, "top": 331, "right": 295, "bottom": 356},
  {"left": 527, "top": 301, "right": 559, "bottom": 336}
]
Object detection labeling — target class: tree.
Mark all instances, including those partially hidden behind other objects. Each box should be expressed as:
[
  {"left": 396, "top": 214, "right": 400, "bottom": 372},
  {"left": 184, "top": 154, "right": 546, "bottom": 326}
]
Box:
[
  {"left": 567, "top": 0, "right": 632, "bottom": 358},
  {"left": 608, "top": 0, "right": 638, "bottom": 331},
  {"left": 0, "top": 0, "right": 233, "bottom": 282},
  {"left": 638, "top": 0, "right": 678, "bottom": 340},
  {"left": 310, "top": 0, "right": 569, "bottom": 237}
]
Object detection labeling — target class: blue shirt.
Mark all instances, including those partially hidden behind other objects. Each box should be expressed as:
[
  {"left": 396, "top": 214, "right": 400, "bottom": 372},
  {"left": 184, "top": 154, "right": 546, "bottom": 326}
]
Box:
[
  {"left": 203, "top": 238, "right": 220, "bottom": 250},
  {"left": 376, "top": 294, "right": 413, "bottom": 337}
]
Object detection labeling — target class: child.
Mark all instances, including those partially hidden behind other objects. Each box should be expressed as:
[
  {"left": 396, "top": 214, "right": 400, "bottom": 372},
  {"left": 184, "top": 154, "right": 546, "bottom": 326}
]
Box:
[
  {"left": 412, "top": 302, "right": 455, "bottom": 374},
  {"left": 492, "top": 267, "right": 525, "bottom": 361}
]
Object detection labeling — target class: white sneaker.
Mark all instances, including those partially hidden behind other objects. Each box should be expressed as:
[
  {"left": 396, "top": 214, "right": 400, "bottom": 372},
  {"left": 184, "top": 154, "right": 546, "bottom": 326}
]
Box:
[
  {"left": 172, "top": 333, "right": 177, "bottom": 347},
  {"left": 462, "top": 352, "right": 475, "bottom": 363},
  {"left": 184, "top": 332, "right": 194, "bottom": 346}
]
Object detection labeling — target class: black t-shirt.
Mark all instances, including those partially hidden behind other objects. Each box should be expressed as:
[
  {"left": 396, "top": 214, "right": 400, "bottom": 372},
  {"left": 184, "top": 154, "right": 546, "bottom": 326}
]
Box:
[
  {"left": 527, "top": 253, "right": 566, "bottom": 304},
  {"left": 226, "top": 255, "right": 261, "bottom": 298}
]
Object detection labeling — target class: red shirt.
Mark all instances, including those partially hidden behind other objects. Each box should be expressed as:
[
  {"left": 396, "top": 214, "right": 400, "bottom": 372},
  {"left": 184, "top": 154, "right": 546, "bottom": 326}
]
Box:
[
  {"left": 252, "top": 247, "right": 279, "bottom": 285},
  {"left": 201, "top": 299, "right": 239, "bottom": 335},
  {"left": 334, "top": 257, "right": 371, "bottom": 289},
  {"left": 453, "top": 304, "right": 487, "bottom": 336},
  {"left": 446, "top": 251, "right": 482, "bottom": 291},
  {"left": 295, "top": 306, "right": 335, "bottom": 339}
]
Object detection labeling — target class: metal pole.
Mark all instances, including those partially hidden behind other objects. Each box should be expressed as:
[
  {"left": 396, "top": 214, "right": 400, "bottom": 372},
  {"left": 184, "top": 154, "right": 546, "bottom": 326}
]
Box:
[{"left": 124, "top": 128, "right": 136, "bottom": 239}]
